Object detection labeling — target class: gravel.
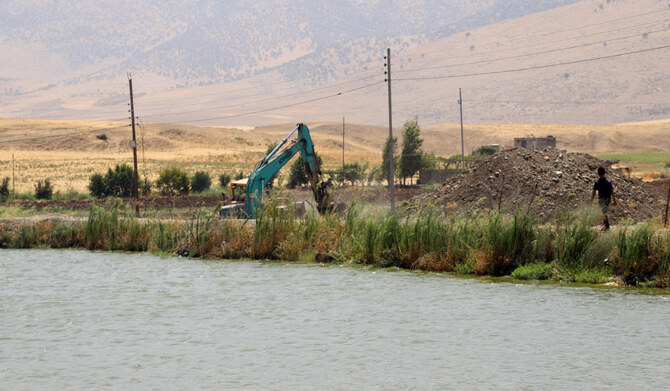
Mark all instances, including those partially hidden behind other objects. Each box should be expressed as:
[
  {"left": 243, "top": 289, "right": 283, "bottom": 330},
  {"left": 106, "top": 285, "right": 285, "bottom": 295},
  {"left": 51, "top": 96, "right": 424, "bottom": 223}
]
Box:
[{"left": 411, "top": 148, "right": 667, "bottom": 223}]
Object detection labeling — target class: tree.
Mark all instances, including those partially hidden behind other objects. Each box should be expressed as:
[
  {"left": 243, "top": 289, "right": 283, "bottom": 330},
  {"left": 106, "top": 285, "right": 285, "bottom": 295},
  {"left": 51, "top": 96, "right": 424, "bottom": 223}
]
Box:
[
  {"left": 472, "top": 145, "right": 498, "bottom": 157},
  {"left": 400, "top": 116, "right": 424, "bottom": 186},
  {"left": 156, "top": 167, "right": 189, "bottom": 195},
  {"left": 287, "top": 153, "right": 322, "bottom": 189},
  {"left": 34, "top": 179, "right": 53, "bottom": 200},
  {"left": 88, "top": 164, "right": 134, "bottom": 198},
  {"left": 381, "top": 135, "right": 399, "bottom": 185},
  {"left": 367, "top": 164, "right": 383, "bottom": 186},
  {"left": 336, "top": 162, "right": 366, "bottom": 185},
  {"left": 0, "top": 177, "right": 10, "bottom": 201},
  {"left": 219, "top": 173, "right": 231, "bottom": 187},
  {"left": 190, "top": 171, "right": 212, "bottom": 193},
  {"left": 104, "top": 164, "right": 134, "bottom": 197},
  {"left": 88, "top": 173, "right": 107, "bottom": 198}
]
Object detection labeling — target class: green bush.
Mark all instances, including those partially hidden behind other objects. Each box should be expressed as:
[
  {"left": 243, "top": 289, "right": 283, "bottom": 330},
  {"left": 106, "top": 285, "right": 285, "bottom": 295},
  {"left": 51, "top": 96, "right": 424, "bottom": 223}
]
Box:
[
  {"left": 156, "top": 167, "right": 189, "bottom": 195},
  {"left": 105, "top": 164, "right": 134, "bottom": 197},
  {"left": 140, "top": 176, "right": 151, "bottom": 196},
  {"left": 190, "top": 171, "right": 211, "bottom": 193},
  {"left": 0, "top": 177, "right": 10, "bottom": 201},
  {"left": 287, "top": 154, "right": 322, "bottom": 189},
  {"left": 219, "top": 173, "right": 231, "bottom": 188},
  {"left": 34, "top": 179, "right": 53, "bottom": 200},
  {"left": 88, "top": 173, "right": 107, "bottom": 198},
  {"left": 88, "top": 164, "right": 134, "bottom": 198}
]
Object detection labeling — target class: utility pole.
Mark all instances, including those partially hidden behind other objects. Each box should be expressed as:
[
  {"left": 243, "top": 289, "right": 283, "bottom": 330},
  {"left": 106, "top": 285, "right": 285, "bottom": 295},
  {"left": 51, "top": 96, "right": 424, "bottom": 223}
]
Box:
[
  {"left": 128, "top": 73, "right": 140, "bottom": 217},
  {"left": 664, "top": 182, "right": 669, "bottom": 227},
  {"left": 458, "top": 88, "right": 465, "bottom": 172},
  {"left": 12, "top": 153, "right": 15, "bottom": 198},
  {"left": 342, "top": 116, "right": 345, "bottom": 178},
  {"left": 385, "top": 48, "right": 395, "bottom": 211}
]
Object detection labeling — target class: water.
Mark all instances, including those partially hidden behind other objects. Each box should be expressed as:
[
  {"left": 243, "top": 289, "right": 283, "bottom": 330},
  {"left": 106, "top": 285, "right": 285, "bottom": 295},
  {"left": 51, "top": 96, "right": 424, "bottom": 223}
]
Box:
[{"left": 1, "top": 249, "right": 669, "bottom": 390}]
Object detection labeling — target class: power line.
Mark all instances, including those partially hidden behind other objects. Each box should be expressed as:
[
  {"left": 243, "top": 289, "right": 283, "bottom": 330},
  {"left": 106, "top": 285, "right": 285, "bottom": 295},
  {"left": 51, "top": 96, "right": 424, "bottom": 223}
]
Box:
[
  {"left": 396, "top": 8, "right": 670, "bottom": 63},
  {"left": 396, "top": 26, "right": 670, "bottom": 75},
  {"left": 177, "top": 81, "right": 385, "bottom": 124},
  {"left": 394, "top": 44, "right": 670, "bottom": 82},
  {"left": 140, "top": 74, "right": 380, "bottom": 120}
]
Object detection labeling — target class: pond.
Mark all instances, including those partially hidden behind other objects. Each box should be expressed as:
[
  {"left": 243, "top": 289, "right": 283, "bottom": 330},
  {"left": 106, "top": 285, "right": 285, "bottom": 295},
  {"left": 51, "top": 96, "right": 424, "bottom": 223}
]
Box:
[{"left": 1, "top": 249, "right": 669, "bottom": 390}]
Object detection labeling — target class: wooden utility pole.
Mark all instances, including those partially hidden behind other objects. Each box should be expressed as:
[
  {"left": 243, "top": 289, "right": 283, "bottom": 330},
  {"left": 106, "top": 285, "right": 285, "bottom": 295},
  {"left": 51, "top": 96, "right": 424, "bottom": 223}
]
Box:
[
  {"left": 128, "top": 73, "right": 140, "bottom": 217},
  {"left": 342, "top": 116, "right": 345, "bottom": 177},
  {"left": 459, "top": 88, "right": 465, "bottom": 172},
  {"left": 664, "top": 182, "right": 670, "bottom": 227},
  {"left": 12, "top": 153, "right": 15, "bottom": 198},
  {"left": 385, "top": 48, "right": 395, "bottom": 211}
]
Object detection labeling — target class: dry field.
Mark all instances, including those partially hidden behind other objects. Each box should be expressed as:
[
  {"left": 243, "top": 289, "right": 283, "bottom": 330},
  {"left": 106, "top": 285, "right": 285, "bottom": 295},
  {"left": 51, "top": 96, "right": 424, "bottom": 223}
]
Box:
[{"left": 0, "top": 117, "right": 668, "bottom": 194}]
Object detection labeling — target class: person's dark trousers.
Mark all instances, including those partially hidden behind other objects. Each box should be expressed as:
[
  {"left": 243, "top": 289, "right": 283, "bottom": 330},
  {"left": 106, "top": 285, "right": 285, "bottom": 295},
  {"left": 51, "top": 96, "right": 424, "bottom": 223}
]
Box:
[{"left": 599, "top": 199, "right": 611, "bottom": 230}]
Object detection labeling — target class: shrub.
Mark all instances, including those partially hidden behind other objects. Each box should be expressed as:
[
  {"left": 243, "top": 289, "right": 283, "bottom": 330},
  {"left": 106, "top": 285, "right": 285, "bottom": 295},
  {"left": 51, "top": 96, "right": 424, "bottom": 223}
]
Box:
[
  {"left": 614, "top": 222, "right": 655, "bottom": 285},
  {"left": 105, "top": 164, "right": 134, "bottom": 197},
  {"left": 34, "top": 179, "right": 53, "bottom": 200},
  {"left": 88, "top": 164, "right": 134, "bottom": 198},
  {"left": 88, "top": 173, "right": 107, "bottom": 198},
  {"left": 0, "top": 177, "right": 10, "bottom": 201},
  {"left": 156, "top": 167, "right": 189, "bottom": 195},
  {"left": 219, "top": 173, "right": 231, "bottom": 188},
  {"left": 190, "top": 171, "right": 211, "bottom": 193},
  {"left": 287, "top": 154, "right": 322, "bottom": 188},
  {"left": 140, "top": 176, "right": 151, "bottom": 196}
]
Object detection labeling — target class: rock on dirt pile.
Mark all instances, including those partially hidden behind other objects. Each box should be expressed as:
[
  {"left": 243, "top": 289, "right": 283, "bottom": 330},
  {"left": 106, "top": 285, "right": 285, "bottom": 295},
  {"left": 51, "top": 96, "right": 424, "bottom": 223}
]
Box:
[{"left": 411, "top": 148, "right": 667, "bottom": 223}]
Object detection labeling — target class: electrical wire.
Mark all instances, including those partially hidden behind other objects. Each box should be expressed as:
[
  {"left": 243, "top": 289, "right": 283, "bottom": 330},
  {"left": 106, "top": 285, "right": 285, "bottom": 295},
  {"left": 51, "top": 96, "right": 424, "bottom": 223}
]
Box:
[
  {"left": 396, "top": 26, "right": 670, "bottom": 75},
  {"left": 140, "top": 74, "right": 380, "bottom": 120},
  {"left": 395, "top": 7, "right": 670, "bottom": 63},
  {"left": 178, "top": 80, "right": 385, "bottom": 124},
  {"left": 394, "top": 44, "right": 670, "bottom": 82}
]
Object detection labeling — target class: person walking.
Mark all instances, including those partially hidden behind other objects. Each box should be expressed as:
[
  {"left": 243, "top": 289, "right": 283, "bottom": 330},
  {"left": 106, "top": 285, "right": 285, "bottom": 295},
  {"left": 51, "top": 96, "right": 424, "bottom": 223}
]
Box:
[{"left": 591, "top": 166, "right": 617, "bottom": 230}]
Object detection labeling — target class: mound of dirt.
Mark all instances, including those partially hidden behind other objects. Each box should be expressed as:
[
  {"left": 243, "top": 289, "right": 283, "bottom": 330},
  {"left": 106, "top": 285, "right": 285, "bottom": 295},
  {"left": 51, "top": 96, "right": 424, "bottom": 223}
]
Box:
[{"left": 411, "top": 148, "right": 668, "bottom": 223}]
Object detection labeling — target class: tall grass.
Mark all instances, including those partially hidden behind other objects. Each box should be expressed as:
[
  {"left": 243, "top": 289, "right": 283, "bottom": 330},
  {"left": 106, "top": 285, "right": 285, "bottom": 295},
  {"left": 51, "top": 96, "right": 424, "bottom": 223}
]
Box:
[
  {"left": 3, "top": 201, "right": 670, "bottom": 288},
  {"left": 614, "top": 222, "right": 656, "bottom": 285}
]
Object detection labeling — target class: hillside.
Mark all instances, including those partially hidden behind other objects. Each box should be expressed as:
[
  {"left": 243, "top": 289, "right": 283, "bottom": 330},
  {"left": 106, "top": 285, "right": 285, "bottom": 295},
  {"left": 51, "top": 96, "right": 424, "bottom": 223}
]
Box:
[{"left": 7, "top": 0, "right": 670, "bottom": 126}]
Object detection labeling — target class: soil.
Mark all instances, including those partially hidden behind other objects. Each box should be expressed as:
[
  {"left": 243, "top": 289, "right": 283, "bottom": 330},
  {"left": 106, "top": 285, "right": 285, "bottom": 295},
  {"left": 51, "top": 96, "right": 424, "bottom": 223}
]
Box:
[
  {"left": 410, "top": 148, "right": 668, "bottom": 223},
  {"left": 10, "top": 194, "right": 226, "bottom": 213}
]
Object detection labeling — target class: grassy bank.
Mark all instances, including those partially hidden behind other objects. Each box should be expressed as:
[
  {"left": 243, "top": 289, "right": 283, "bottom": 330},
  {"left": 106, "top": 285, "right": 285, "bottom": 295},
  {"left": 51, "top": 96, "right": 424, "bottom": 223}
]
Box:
[{"left": 1, "top": 203, "right": 669, "bottom": 288}]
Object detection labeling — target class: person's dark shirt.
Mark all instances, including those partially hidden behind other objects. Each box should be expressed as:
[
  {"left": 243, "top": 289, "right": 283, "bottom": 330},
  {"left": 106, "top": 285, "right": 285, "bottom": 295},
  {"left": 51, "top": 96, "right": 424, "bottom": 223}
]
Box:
[{"left": 593, "top": 177, "right": 613, "bottom": 201}]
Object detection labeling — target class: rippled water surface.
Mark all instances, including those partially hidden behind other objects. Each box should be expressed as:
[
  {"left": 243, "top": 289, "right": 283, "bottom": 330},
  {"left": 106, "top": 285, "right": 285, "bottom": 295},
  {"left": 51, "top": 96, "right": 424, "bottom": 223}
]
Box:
[{"left": 1, "top": 249, "right": 669, "bottom": 390}]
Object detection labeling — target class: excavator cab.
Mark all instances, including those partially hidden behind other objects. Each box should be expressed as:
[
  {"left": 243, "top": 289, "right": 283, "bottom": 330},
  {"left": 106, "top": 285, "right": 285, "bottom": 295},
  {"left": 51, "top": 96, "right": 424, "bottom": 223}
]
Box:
[{"left": 229, "top": 178, "right": 247, "bottom": 202}]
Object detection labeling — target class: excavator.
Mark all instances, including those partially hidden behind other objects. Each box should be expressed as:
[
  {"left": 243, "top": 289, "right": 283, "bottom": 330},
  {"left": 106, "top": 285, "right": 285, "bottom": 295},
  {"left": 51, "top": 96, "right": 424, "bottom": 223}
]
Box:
[{"left": 220, "top": 123, "right": 332, "bottom": 219}]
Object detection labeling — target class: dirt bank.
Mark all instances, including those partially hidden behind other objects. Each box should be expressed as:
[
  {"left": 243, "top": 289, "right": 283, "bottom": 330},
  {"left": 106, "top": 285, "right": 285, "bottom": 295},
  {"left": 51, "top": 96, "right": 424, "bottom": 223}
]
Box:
[{"left": 411, "top": 148, "right": 667, "bottom": 223}]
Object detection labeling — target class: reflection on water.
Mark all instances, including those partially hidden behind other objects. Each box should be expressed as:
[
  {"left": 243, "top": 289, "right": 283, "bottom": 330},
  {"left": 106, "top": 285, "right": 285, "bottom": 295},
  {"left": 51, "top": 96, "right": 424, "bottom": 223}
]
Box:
[{"left": 1, "top": 249, "right": 669, "bottom": 390}]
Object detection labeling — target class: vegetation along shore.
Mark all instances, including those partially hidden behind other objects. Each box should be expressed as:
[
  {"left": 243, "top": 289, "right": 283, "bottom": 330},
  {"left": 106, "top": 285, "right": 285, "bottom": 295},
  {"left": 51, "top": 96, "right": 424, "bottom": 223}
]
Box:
[{"left": 1, "top": 201, "right": 668, "bottom": 289}]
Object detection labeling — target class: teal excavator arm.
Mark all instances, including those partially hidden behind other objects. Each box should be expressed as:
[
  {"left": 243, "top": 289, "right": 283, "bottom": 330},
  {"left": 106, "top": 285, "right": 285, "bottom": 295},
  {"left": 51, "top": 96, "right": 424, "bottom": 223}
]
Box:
[{"left": 245, "top": 123, "right": 331, "bottom": 219}]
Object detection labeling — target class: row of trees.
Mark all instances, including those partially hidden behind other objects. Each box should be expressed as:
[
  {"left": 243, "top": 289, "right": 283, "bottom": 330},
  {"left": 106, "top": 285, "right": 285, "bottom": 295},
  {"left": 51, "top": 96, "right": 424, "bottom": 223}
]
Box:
[
  {"left": 382, "top": 116, "right": 432, "bottom": 186},
  {"left": 88, "top": 165, "right": 220, "bottom": 198}
]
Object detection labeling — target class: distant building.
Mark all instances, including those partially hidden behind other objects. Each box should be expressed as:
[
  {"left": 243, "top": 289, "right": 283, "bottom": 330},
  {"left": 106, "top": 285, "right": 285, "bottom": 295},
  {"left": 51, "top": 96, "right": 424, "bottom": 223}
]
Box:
[{"left": 514, "top": 135, "right": 556, "bottom": 149}]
